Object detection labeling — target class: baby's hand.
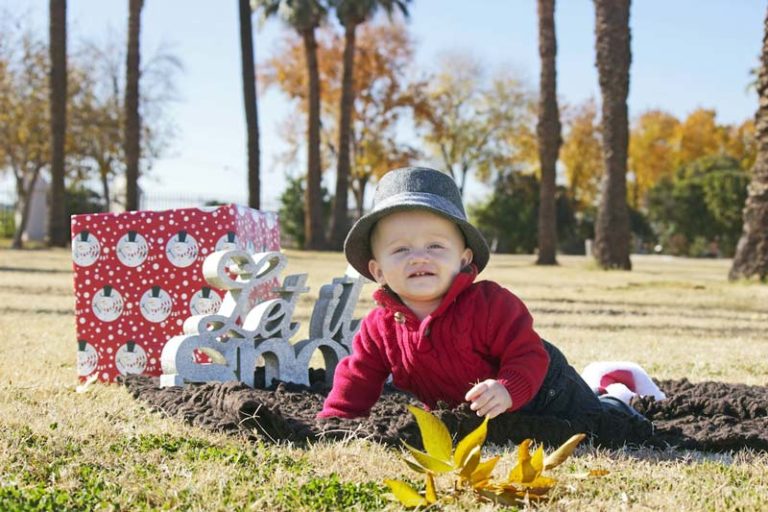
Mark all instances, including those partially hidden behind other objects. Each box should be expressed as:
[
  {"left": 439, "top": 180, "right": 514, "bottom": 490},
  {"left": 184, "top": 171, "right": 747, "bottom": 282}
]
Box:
[{"left": 464, "top": 379, "right": 512, "bottom": 419}]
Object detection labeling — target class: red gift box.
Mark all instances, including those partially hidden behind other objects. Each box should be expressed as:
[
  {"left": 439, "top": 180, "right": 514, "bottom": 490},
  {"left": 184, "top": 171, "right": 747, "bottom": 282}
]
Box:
[{"left": 70, "top": 204, "right": 281, "bottom": 382}]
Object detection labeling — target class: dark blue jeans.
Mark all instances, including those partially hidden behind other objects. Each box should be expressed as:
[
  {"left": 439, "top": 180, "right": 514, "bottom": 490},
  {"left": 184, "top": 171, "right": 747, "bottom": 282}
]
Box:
[
  {"left": 521, "top": 340, "right": 604, "bottom": 434},
  {"left": 521, "top": 340, "right": 653, "bottom": 443}
]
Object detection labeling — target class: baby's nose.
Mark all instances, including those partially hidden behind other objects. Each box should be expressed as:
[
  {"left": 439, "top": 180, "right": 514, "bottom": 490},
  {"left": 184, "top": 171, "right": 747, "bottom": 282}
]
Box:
[{"left": 409, "top": 249, "right": 430, "bottom": 263}]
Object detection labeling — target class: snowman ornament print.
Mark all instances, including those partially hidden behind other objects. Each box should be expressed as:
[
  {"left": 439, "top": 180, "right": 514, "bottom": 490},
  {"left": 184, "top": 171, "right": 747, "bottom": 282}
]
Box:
[
  {"left": 72, "top": 230, "right": 101, "bottom": 267},
  {"left": 166, "top": 230, "right": 199, "bottom": 268},
  {"left": 189, "top": 287, "right": 222, "bottom": 316},
  {"left": 115, "top": 340, "right": 147, "bottom": 375},
  {"left": 139, "top": 285, "right": 173, "bottom": 323},
  {"left": 116, "top": 230, "right": 149, "bottom": 267},
  {"left": 91, "top": 285, "right": 124, "bottom": 322},
  {"left": 77, "top": 340, "right": 99, "bottom": 377}
]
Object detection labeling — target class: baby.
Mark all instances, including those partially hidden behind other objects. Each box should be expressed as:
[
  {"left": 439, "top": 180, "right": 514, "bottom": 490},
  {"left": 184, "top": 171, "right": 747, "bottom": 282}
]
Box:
[{"left": 319, "top": 167, "right": 647, "bottom": 439}]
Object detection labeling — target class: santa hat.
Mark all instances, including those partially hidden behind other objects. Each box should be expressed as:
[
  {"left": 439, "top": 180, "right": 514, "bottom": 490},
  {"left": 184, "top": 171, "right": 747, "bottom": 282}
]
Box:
[{"left": 581, "top": 361, "right": 666, "bottom": 406}]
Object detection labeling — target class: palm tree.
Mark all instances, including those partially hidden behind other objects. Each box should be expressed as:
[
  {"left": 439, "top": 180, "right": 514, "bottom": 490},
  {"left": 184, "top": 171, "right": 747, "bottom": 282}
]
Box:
[
  {"left": 48, "top": 0, "right": 68, "bottom": 246},
  {"left": 327, "top": 0, "right": 410, "bottom": 250},
  {"left": 240, "top": 0, "right": 261, "bottom": 209},
  {"left": 254, "top": 0, "right": 327, "bottom": 249},
  {"left": 124, "top": 0, "right": 143, "bottom": 211},
  {"left": 593, "top": 0, "right": 632, "bottom": 270},
  {"left": 535, "top": 0, "right": 561, "bottom": 265},
  {"left": 729, "top": 5, "right": 768, "bottom": 281}
]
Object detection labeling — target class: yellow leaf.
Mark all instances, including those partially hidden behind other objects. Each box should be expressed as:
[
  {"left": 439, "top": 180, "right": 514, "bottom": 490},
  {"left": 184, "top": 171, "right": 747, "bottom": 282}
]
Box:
[
  {"left": 384, "top": 479, "right": 428, "bottom": 507},
  {"left": 459, "top": 445, "right": 481, "bottom": 480},
  {"left": 403, "top": 442, "right": 454, "bottom": 473},
  {"left": 508, "top": 439, "right": 540, "bottom": 483},
  {"left": 407, "top": 405, "right": 453, "bottom": 462},
  {"left": 475, "top": 488, "right": 520, "bottom": 506},
  {"left": 531, "top": 445, "right": 544, "bottom": 474},
  {"left": 470, "top": 456, "right": 500, "bottom": 486},
  {"left": 425, "top": 473, "right": 437, "bottom": 504},
  {"left": 519, "top": 475, "right": 557, "bottom": 493},
  {"left": 403, "top": 457, "right": 428, "bottom": 474},
  {"left": 454, "top": 416, "right": 488, "bottom": 468},
  {"left": 543, "top": 433, "right": 586, "bottom": 470}
]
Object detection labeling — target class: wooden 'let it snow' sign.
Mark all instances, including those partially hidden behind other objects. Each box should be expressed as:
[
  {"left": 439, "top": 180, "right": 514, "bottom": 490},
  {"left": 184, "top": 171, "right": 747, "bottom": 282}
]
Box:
[{"left": 160, "top": 250, "right": 367, "bottom": 388}]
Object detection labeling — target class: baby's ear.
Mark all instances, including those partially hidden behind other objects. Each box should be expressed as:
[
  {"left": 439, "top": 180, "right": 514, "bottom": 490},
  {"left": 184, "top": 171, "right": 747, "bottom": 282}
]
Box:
[
  {"left": 368, "top": 259, "right": 386, "bottom": 285},
  {"left": 461, "top": 248, "right": 474, "bottom": 268}
]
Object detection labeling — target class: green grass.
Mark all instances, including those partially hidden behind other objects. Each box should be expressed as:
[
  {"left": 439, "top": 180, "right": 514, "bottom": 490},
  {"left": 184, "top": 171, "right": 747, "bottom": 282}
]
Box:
[{"left": 1, "top": 247, "right": 768, "bottom": 510}]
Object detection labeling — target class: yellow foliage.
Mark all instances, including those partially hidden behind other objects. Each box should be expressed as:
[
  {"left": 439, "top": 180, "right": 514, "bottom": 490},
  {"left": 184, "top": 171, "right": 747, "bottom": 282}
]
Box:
[
  {"left": 386, "top": 406, "right": 594, "bottom": 508},
  {"left": 561, "top": 98, "right": 603, "bottom": 207}
]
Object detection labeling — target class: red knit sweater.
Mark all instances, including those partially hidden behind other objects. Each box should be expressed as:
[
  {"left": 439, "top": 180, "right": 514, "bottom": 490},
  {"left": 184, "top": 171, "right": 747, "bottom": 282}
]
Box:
[{"left": 318, "top": 266, "right": 550, "bottom": 418}]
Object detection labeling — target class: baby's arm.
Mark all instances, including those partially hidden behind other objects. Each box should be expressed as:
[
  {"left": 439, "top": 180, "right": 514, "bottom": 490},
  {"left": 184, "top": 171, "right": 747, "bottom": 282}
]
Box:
[
  {"left": 318, "top": 319, "right": 390, "bottom": 418},
  {"left": 465, "top": 379, "right": 512, "bottom": 418},
  {"left": 478, "top": 283, "right": 549, "bottom": 412}
]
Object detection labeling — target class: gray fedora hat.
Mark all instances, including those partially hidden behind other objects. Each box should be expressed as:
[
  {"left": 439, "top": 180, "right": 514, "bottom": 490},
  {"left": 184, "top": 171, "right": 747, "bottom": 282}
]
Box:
[{"left": 344, "top": 166, "right": 490, "bottom": 281}]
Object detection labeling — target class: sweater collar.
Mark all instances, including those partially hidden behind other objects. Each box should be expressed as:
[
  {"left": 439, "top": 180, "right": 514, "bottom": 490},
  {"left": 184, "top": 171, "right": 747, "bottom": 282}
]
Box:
[{"left": 372, "top": 264, "right": 479, "bottom": 321}]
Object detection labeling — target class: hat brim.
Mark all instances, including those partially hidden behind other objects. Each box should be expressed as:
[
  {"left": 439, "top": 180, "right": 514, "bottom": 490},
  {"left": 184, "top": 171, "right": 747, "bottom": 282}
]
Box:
[{"left": 344, "top": 202, "right": 490, "bottom": 282}]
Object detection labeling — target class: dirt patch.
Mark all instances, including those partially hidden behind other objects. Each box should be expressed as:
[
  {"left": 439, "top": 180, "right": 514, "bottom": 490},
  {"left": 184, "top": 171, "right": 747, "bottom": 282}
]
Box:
[{"left": 121, "top": 374, "right": 768, "bottom": 452}]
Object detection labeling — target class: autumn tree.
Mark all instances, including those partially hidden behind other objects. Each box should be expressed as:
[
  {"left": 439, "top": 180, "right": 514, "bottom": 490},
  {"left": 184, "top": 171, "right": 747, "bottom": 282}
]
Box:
[
  {"left": 724, "top": 119, "right": 756, "bottom": 172},
  {"left": 254, "top": 0, "right": 327, "bottom": 250},
  {"left": 72, "top": 37, "right": 180, "bottom": 211},
  {"left": 48, "top": 0, "right": 67, "bottom": 246},
  {"left": 412, "top": 53, "right": 537, "bottom": 195},
  {"left": 124, "top": 0, "right": 143, "bottom": 211},
  {"left": 593, "top": 0, "right": 632, "bottom": 270},
  {"left": 561, "top": 98, "right": 603, "bottom": 209},
  {"left": 262, "top": 21, "right": 420, "bottom": 217},
  {"left": 627, "top": 110, "right": 679, "bottom": 207},
  {"left": 0, "top": 32, "right": 52, "bottom": 248},
  {"left": 536, "top": 0, "right": 562, "bottom": 265},
  {"left": 327, "top": 0, "right": 410, "bottom": 249},
  {"left": 730, "top": 4, "right": 768, "bottom": 280},
  {"left": 629, "top": 109, "right": 755, "bottom": 209}
]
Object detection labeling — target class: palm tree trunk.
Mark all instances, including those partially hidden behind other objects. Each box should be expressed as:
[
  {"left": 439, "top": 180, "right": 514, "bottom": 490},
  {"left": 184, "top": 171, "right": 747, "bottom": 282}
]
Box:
[
  {"left": 48, "top": 0, "right": 68, "bottom": 247},
  {"left": 302, "top": 28, "right": 326, "bottom": 250},
  {"left": 124, "top": 0, "right": 143, "bottom": 211},
  {"left": 239, "top": 0, "right": 261, "bottom": 210},
  {"left": 329, "top": 22, "right": 357, "bottom": 250},
  {"left": 536, "top": 0, "right": 561, "bottom": 265},
  {"left": 593, "top": 0, "right": 632, "bottom": 270},
  {"left": 729, "top": 4, "right": 768, "bottom": 280}
]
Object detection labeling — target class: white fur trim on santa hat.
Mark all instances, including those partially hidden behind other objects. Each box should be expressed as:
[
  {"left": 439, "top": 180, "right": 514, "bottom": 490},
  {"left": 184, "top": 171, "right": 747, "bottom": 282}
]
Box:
[{"left": 581, "top": 361, "right": 666, "bottom": 405}]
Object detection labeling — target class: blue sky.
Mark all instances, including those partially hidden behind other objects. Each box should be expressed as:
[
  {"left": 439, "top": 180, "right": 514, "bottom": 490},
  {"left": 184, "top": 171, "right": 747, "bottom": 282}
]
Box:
[{"left": 3, "top": 0, "right": 764, "bottom": 210}]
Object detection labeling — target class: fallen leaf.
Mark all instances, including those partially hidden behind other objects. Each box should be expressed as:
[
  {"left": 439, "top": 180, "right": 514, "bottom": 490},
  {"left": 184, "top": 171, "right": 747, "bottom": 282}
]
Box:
[
  {"left": 407, "top": 405, "right": 453, "bottom": 462},
  {"left": 454, "top": 416, "right": 488, "bottom": 467},
  {"left": 384, "top": 479, "right": 428, "bottom": 507},
  {"left": 543, "top": 433, "right": 587, "bottom": 470}
]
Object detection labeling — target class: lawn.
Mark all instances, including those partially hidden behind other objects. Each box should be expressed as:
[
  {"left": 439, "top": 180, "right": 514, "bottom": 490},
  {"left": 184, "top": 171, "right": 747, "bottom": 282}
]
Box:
[{"left": 1, "top": 246, "right": 767, "bottom": 511}]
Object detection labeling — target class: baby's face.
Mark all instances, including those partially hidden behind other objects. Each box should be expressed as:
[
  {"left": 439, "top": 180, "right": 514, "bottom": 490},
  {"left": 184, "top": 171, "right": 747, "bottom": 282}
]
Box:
[{"left": 369, "top": 210, "right": 472, "bottom": 314}]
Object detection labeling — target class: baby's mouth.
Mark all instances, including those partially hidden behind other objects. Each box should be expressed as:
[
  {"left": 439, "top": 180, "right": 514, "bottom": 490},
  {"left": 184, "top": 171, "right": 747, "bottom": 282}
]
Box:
[{"left": 409, "top": 271, "right": 435, "bottom": 278}]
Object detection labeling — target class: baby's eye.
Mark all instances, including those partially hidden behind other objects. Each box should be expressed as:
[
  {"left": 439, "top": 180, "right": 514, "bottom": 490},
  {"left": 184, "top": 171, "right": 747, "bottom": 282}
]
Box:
[
  {"left": 393, "top": 247, "right": 409, "bottom": 254},
  {"left": 428, "top": 243, "right": 444, "bottom": 250}
]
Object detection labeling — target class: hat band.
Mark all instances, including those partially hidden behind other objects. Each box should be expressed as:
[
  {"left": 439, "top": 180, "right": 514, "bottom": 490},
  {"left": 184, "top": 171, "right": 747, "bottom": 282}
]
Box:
[{"left": 373, "top": 192, "right": 466, "bottom": 220}]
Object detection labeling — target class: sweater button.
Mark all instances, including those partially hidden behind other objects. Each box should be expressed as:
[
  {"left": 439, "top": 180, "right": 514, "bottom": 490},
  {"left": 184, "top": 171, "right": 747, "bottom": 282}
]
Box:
[
  {"left": 548, "top": 389, "right": 556, "bottom": 397},
  {"left": 394, "top": 312, "right": 405, "bottom": 324}
]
